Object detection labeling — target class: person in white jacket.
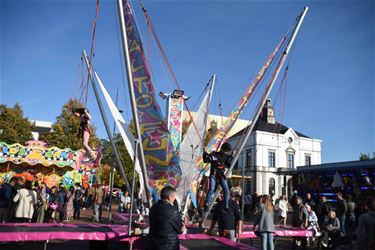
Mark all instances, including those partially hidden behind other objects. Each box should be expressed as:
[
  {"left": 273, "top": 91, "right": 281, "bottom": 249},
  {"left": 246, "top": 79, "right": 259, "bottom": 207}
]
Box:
[
  {"left": 13, "top": 181, "right": 37, "bottom": 222},
  {"left": 278, "top": 195, "right": 288, "bottom": 226}
]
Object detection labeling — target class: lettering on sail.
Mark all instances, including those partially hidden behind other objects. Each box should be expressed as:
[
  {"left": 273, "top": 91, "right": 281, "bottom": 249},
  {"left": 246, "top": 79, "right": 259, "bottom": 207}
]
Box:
[
  {"left": 131, "top": 58, "right": 144, "bottom": 75},
  {"left": 130, "top": 40, "right": 141, "bottom": 53},
  {"left": 136, "top": 94, "right": 153, "bottom": 108},
  {"left": 123, "top": 0, "right": 182, "bottom": 193}
]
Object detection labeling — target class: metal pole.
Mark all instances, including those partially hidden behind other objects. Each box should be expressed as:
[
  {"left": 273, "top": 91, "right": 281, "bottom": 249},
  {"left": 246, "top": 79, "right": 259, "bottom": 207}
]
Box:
[
  {"left": 128, "top": 140, "right": 138, "bottom": 250},
  {"left": 108, "top": 162, "right": 115, "bottom": 221},
  {"left": 82, "top": 49, "right": 132, "bottom": 196},
  {"left": 201, "top": 6, "right": 308, "bottom": 225},
  {"left": 241, "top": 155, "right": 245, "bottom": 222},
  {"left": 116, "top": 0, "right": 151, "bottom": 207},
  {"left": 108, "top": 87, "right": 120, "bottom": 222}
]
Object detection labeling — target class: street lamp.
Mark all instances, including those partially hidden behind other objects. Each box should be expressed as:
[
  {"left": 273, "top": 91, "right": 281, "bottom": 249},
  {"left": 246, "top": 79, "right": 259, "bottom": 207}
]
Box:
[
  {"left": 171, "top": 89, "right": 184, "bottom": 98},
  {"left": 159, "top": 92, "right": 167, "bottom": 99}
]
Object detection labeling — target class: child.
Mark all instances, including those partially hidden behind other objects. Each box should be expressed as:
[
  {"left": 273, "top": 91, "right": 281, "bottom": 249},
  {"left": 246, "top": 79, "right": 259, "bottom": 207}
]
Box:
[
  {"left": 203, "top": 142, "right": 233, "bottom": 210},
  {"left": 306, "top": 204, "right": 320, "bottom": 236},
  {"left": 74, "top": 108, "right": 95, "bottom": 161}
]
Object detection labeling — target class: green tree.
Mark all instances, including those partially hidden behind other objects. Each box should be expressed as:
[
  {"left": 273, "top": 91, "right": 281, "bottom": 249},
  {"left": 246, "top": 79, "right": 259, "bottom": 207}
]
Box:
[
  {"left": 40, "top": 98, "right": 100, "bottom": 150},
  {"left": 0, "top": 103, "right": 34, "bottom": 144},
  {"left": 359, "top": 153, "right": 370, "bottom": 161},
  {"left": 101, "top": 135, "right": 135, "bottom": 187},
  {"left": 101, "top": 163, "right": 111, "bottom": 185},
  {"left": 359, "top": 152, "right": 375, "bottom": 161}
]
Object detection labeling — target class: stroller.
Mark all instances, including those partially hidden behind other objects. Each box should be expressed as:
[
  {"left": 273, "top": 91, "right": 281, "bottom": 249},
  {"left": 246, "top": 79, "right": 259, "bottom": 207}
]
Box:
[{"left": 307, "top": 221, "right": 322, "bottom": 247}]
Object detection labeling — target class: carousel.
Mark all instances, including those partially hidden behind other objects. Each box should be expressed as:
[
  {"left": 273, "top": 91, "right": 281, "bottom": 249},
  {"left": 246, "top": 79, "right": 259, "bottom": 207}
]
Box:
[{"left": 0, "top": 140, "right": 100, "bottom": 189}]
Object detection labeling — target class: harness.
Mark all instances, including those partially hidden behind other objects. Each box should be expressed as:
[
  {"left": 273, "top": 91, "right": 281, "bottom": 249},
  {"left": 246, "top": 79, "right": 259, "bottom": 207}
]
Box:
[
  {"left": 209, "top": 153, "right": 227, "bottom": 179},
  {"left": 78, "top": 114, "right": 91, "bottom": 137}
]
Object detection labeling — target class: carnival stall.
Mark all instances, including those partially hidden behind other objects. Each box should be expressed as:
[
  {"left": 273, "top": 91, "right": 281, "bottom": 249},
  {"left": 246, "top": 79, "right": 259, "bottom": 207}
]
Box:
[
  {"left": 0, "top": 140, "right": 101, "bottom": 189},
  {"left": 293, "top": 159, "right": 375, "bottom": 202}
]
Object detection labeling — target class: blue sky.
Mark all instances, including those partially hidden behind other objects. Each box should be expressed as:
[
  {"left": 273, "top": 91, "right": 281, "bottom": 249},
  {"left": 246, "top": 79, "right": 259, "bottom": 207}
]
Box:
[{"left": 1, "top": 0, "right": 374, "bottom": 163}]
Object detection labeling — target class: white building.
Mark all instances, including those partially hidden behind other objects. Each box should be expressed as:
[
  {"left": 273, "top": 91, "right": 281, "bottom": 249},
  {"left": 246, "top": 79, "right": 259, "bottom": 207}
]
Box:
[
  {"left": 226, "top": 99, "right": 322, "bottom": 198},
  {"left": 30, "top": 120, "right": 52, "bottom": 140}
]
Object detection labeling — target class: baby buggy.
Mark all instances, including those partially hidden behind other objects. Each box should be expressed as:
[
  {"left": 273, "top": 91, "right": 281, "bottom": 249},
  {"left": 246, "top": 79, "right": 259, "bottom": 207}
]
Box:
[{"left": 307, "top": 221, "right": 322, "bottom": 248}]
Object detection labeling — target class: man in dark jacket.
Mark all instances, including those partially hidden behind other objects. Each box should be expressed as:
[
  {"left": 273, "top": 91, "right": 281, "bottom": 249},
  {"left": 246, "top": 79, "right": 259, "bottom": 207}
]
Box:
[
  {"left": 0, "top": 177, "right": 17, "bottom": 222},
  {"left": 292, "top": 196, "right": 308, "bottom": 249},
  {"left": 149, "top": 186, "right": 184, "bottom": 250},
  {"left": 208, "top": 189, "right": 243, "bottom": 241},
  {"left": 204, "top": 142, "right": 233, "bottom": 210},
  {"left": 317, "top": 196, "right": 331, "bottom": 225},
  {"left": 73, "top": 183, "right": 82, "bottom": 220},
  {"left": 305, "top": 193, "right": 316, "bottom": 210},
  {"left": 336, "top": 192, "right": 347, "bottom": 236}
]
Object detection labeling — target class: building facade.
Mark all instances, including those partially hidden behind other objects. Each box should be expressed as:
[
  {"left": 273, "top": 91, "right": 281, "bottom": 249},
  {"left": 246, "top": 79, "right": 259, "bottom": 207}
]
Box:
[
  {"left": 226, "top": 99, "right": 322, "bottom": 198},
  {"left": 30, "top": 120, "right": 52, "bottom": 140}
]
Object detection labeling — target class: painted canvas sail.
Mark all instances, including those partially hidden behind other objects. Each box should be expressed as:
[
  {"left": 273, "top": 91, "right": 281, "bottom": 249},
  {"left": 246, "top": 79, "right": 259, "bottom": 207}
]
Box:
[
  {"left": 94, "top": 71, "right": 145, "bottom": 196},
  {"left": 167, "top": 97, "right": 184, "bottom": 151},
  {"left": 176, "top": 78, "right": 214, "bottom": 207},
  {"left": 121, "top": 0, "right": 181, "bottom": 197}
]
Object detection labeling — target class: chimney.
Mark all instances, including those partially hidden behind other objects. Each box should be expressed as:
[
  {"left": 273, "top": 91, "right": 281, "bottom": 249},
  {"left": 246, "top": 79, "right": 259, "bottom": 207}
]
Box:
[{"left": 261, "top": 98, "right": 276, "bottom": 124}]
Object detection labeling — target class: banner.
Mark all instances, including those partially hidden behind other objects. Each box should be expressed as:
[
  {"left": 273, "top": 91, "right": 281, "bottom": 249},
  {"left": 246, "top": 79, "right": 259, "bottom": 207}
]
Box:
[
  {"left": 167, "top": 97, "right": 184, "bottom": 151},
  {"left": 122, "top": 0, "right": 181, "bottom": 197}
]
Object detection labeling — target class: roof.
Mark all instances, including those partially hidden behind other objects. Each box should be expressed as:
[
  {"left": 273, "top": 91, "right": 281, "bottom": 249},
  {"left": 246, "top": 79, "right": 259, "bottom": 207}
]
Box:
[
  {"left": 297, "top": 159, "right": 375, "bottom": 173},
  {"left": 228, "top": 118, "right": 310, "bottom": 139},
  {"left": 30, "top": 120, "right": 52, "bottom": 133}
]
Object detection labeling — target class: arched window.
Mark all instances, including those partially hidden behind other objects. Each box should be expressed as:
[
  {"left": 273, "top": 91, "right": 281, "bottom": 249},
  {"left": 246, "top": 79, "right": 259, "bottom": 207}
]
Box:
[{"left": 269, "top": 178, "right": 275, "bottom": 195}]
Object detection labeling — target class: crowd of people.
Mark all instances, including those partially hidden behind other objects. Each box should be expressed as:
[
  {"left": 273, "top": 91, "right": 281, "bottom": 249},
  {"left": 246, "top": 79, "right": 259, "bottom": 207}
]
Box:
[
  {"left": 195, "top": 186, "right": 375, "bottom": 250},
  {"left": 0, "top": 176, "right": 131, "bottom": 223},
  {"left": 245, "top": 191, "right": 375, "bottom": 250},
  {"left": 180, "top": 136, "right": 375, "bottom": 250},
  {"left": 1, "top": 174, "right": 374, "bottom": 250}
]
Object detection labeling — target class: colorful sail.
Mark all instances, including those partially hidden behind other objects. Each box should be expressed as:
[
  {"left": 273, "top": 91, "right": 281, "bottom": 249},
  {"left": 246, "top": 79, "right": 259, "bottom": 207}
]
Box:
[
  {"left": 122, "top": 0, "right": 181, "bottom": 197},
  {"left": 94, "top": 70, "right": 145, "bottom": 196},
  {"left": 167, "top": 97, "right": 184, "bottom": 151},
  {"left": 176, "top": 77, "right": 214, "bottom": 207},
  {"left": 195, "top": 36, "right": 287, "bottom": 178}
]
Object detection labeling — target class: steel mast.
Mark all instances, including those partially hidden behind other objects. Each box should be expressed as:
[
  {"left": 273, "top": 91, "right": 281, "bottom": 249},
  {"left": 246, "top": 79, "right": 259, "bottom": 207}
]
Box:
[
  {"left": 116, "top": 0, "right": 152, "bottom": 207},
  {"left": 201, "top": 6, "right": 309, "bottom": 225}
]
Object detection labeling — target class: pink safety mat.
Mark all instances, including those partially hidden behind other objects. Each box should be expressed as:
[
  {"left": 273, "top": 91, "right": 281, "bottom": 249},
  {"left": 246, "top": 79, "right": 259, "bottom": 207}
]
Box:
[
  {"left": 0, "top": 223, "right": 137, "bottom": 242},
  {"left": 180, "top": 234, "right": 259, "bottom": 249},
  {"left": 239, "top": 223, "right": 314, "bottom": 239}
]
